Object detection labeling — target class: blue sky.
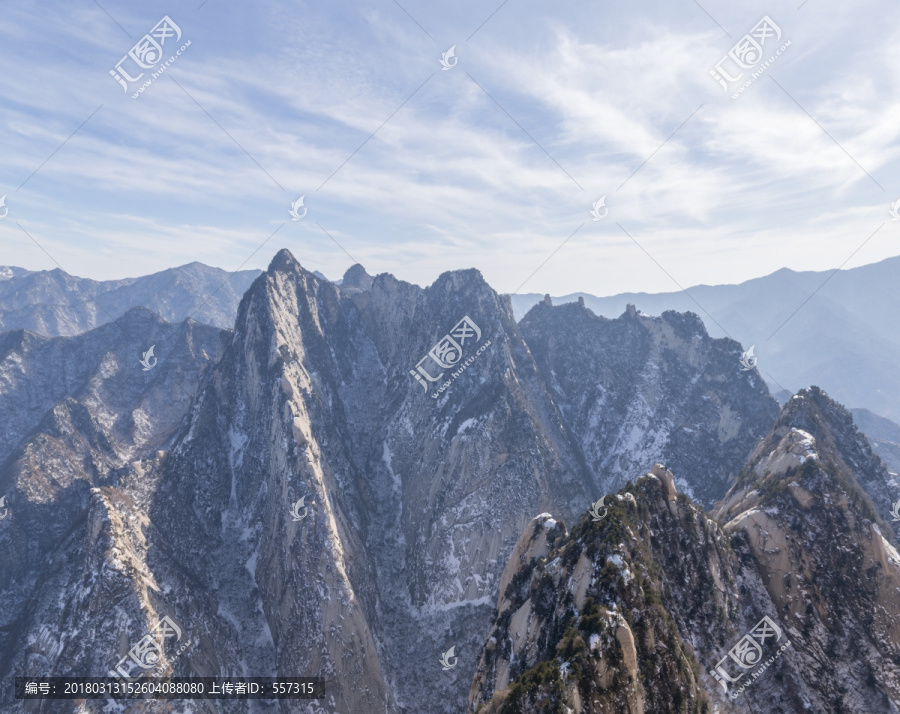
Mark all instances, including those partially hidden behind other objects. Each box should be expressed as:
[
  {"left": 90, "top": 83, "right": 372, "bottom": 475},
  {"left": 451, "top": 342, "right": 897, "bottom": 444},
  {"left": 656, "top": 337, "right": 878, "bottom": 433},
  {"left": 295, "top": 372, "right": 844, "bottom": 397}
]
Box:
[{"left": 1, "top": 0, "right": 898, "bottom": 296}]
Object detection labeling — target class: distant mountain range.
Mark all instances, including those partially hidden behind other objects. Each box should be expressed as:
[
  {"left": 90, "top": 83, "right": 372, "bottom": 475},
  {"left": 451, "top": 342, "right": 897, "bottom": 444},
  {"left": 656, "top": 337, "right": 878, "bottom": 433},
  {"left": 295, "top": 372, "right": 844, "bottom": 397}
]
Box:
[
  {"left": 4, "top": 255, "right": 898, "bottom": 476},
  {"left": 511, "top": 255, "right": 900, "bottom": 423},
  {"left": 0, "top": 263, "right": 260, "bottom": 335}
]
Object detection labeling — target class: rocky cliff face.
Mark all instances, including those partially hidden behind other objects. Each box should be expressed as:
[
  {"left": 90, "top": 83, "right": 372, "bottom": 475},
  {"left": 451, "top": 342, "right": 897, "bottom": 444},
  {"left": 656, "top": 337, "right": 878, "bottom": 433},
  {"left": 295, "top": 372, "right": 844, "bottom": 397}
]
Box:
[
  {"left": 471, "top": 388, "right": 900, "bottom": 713},
  {"left": 711, "top": 387, "right": 900, "bottom": 711},
  {"left": 141, "top": 251, "right": 598, "bottom": 713},
  {"left": 0, "top": 250, "right": 818, "bottom": 713},
  {"left": 0, "top": 309, "right": 225, "bottom": 707},
  {"left": 518, "top": 301, "right": 779, "bottom": 506}
]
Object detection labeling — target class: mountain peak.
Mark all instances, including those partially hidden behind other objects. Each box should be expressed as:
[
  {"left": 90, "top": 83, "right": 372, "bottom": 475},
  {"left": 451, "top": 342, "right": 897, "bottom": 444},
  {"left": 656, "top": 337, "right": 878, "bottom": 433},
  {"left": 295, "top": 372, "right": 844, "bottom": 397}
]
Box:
[
  {"left": 714, "top": 383, "right": 899, "bottom": 542},
  {"left": 773, "top": 386, "right": 860, "bottom": 456},
  {"left": 267, "top": 248, "right": 300, "bottom": 274},
  {"left": 431, "top": 267, "right": 489, "bottom": 294},
  {"left": 753, "top": 426, "right": 818, "bottom": 479},
  {"left": 341, "top": 263, "right": 374, "bottom": 292}
]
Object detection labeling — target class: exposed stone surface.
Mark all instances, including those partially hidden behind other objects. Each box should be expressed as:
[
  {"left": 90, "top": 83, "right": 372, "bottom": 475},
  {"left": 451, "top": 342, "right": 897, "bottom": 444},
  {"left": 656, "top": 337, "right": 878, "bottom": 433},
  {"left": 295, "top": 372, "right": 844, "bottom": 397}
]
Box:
[
  {"left": 3, "top": 253, "right": 891, "bottom": 714},
  {"left": 471, "top": 390, "right": 900, "bottom": 713},
  {"left": 518, "top": 300, "right": 779, "bottom": 507}
]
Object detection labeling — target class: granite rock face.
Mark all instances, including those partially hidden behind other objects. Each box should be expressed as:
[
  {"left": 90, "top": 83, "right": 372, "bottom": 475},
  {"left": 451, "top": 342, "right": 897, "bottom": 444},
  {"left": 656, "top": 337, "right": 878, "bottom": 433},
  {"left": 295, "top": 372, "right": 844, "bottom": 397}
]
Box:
[
  {"left": 471, "top": 388, "right": 900, "bottom": 713},
  {"left": 0, "top": 308, "right": 225, "bottom": 709},
  {"left": 518, "top": 301, "right": 779, "bottom": 506},
  {"left": 0, "top": 250, "right": 819, "bottom": 713}
]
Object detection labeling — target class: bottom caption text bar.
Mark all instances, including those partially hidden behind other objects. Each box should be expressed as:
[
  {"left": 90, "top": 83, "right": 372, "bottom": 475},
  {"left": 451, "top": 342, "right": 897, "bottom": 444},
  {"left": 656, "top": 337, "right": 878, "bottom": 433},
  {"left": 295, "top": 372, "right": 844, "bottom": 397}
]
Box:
[{"left": 16, "top": 677, "right": 326, "bottom": 699}]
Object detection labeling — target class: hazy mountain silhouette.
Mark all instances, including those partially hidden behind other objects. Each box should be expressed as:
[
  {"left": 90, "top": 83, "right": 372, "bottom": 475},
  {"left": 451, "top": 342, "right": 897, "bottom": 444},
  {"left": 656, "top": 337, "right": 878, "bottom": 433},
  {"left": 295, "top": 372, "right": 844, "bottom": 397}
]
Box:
[{"left": 0, "top": 262, "right": 260, "bottom": 335}]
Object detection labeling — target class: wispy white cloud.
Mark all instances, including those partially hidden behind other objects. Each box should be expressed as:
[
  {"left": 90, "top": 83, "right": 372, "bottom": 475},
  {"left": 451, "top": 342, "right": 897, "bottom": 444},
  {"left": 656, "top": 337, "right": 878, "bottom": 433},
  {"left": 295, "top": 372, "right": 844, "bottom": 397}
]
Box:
[{"left": 0, "top": 0, "right": 897, "bottom": 297}]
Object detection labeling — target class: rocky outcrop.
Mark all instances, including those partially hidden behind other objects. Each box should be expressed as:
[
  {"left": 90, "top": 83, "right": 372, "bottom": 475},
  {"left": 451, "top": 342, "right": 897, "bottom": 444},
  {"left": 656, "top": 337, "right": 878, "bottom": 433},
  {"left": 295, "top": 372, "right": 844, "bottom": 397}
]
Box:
[
  {"left": 720, "top": 387, "right": 900, "bottom": 539},
  {"left": 472, "top": 389, "right": 900, "bottom": 713},
  {"left": 0, "top": 250, "right": 834, "bottom": 713},
  {"left": 518, "top": 300, "right": 779, "bottom": 506},
  {"left": 469, "top": 468, "right": 714, "bottom": 713},
  {"left": 710, "top": 388, "right": 900, "bottom": 711}
]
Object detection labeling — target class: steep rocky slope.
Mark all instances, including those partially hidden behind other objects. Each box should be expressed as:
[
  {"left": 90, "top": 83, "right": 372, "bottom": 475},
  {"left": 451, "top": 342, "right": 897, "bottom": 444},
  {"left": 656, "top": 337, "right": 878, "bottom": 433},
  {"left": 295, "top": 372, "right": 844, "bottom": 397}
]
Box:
[
  {"left": 720, "top": 387, "right": 900, "bottom": 540},
  {"left": 0, "top": 250, "right": 808, "bottom": 713},
  {"left": 471, "top": 388, "right": 900, "bottom": 713},
  {"left": 712, "top": 388, "right": 900, "bottom": 711},
  {"left": 851, "top": 407, "right": 900, "bottom": 475},
  {"left": 519, "top": 300, "right": 778, "bottom": 506},
  {"left": 0, "top": 309, "right": 225, "bottom": 705}
]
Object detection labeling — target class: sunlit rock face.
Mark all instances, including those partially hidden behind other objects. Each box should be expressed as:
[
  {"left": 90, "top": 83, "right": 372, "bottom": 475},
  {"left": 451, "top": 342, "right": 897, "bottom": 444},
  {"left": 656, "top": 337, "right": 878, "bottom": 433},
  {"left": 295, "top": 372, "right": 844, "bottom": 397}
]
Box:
[
  {"left": 0, "top": 250, "right": 799, "bottom": 713},
  {"left": 518, "top": 301, "right": 779, "bottom": 507},
  {"left": 469, "top": 388, "right": 900, "bottom": 714}
]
